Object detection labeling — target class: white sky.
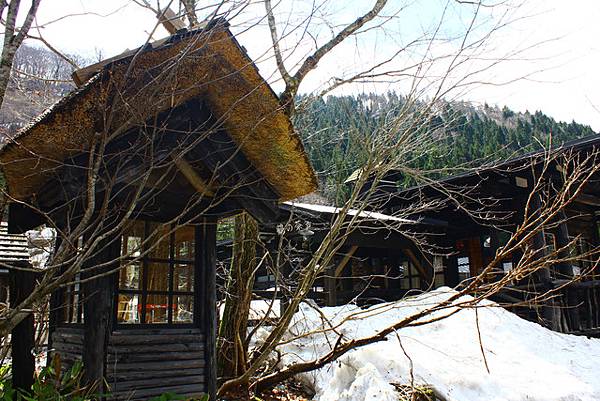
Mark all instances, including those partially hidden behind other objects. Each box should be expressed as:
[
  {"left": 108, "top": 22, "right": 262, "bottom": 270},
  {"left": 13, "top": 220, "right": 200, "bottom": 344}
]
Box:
[{"left": 19, "top": 0, "right": 600, "bottom": 130}]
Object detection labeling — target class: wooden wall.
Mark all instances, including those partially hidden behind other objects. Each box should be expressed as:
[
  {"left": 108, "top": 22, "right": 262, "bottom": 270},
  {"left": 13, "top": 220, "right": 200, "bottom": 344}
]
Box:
[
  {"left": 105, "top": 328, "right": 207, "bottom": 400},
  {"left": 50, "top": 327, "right": 84, "bottom": 373}
]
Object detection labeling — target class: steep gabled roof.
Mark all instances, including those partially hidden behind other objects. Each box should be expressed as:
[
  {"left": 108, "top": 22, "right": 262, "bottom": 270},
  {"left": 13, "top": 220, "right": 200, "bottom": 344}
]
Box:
[{"left": 0, "top": 19, "right": 317, "bottom": 202}]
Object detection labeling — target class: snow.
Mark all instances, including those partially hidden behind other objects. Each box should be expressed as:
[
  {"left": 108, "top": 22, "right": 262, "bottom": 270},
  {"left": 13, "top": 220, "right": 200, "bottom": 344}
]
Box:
[
  {"left": 259, "top": 287, "right": 600, "bottom": 401},
  {"left": 284, "top": 201, "right": 415, "bottom": 224},
  {"left": 25, "top": 227, "right": 56, "bottom": 269}
]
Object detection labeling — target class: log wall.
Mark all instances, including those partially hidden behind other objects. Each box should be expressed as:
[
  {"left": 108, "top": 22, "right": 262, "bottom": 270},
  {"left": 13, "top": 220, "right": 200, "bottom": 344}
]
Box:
[
  {"left": 50, "top": 326, "right": 84, "bottom": 373},
  {"left": 106, "top": 328, "right": 207, "bottom": 400}
]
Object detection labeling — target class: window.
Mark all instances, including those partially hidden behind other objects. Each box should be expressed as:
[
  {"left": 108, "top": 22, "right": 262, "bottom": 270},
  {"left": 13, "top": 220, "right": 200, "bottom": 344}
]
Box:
[
  {"left": 62, "top": 272, "right": 83, "bottom": 324},
  {"left": 399, "top": 261, "right": 421, "bottom": 290},
  {"left": 458, "top": 256, "right": 470, "bottom": 282},
  {"left": 61, "top": 237, "right": 84, "bottom": 324},
  {"left": 117, "top": 221, "right": 196, "bottom": 325},
  {"left": 433, "top": 256, "right": 445, "bottom": 288}
]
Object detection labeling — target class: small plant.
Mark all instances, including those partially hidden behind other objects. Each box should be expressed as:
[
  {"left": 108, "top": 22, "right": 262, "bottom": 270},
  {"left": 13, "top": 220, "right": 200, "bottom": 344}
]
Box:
[
  {"left": 0, "top": 355, "right": 103, "bottom": 401},
  {"left": 0, "top": 365, "right": 16, "bottom": 401}
]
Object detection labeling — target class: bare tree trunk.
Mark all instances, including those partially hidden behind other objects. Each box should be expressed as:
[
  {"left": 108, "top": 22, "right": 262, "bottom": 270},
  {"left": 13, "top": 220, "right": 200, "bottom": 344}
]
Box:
[
  {"left": 0, "top": 0, "right": 42, "bottom": 108},
  {"left": 217, "top": 212, "right": 258, "bottom": 395}
]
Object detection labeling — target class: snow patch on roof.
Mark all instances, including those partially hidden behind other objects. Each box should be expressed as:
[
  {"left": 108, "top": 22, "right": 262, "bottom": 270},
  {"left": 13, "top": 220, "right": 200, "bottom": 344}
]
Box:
[{"left": 285, "top": 201, "right": 415, "bottom": 224}]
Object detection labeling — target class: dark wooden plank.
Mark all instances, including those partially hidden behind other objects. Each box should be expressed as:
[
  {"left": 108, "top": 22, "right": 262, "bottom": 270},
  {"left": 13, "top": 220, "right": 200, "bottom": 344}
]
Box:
[
  {"left": 106, "top": 368, "right": 204, "bottom": 382},
  {"left": 107, "top": 343, "right": 202, "bottom": 354},
  {"left": 198, "top": 218, "right": 217, "bottom": 400},
  {"left": 112, "top": 375, "right": 205, "bottom": 391},
  {"left": 107, "top": 350, "right": 204, "bottom": 363},
  {"left": 52, "top": 350, "right": 81, "bottom": 366},
  {"left": 9, "top": 264, "right": 36, "bottom": 393},
  {"left": 53, "top": 330, "right": 84, "bottom": 344},
  {"left": 109, "top": 333, "right": 203, "bottom": 344},
  {"left": 109, "top": 359, "right": 205, "bottom": 372},
  {"left": 111, "top": 383, "right": 207, "bottom": 400},
  {"left": 52, "top": 341, "right": 84, "bottom": 354},
  {"left": 82, "top": 238, "right": 120, "bottom": 391}
]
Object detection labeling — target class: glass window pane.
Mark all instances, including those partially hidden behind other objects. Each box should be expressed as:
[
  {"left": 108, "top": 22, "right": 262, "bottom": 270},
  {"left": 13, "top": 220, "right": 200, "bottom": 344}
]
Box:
[
  {"left": 174, "top": 264, "right": 194, "bottom": 292},
  {"left": 147, "top": 223, "right": 171, "bottom": 260},
  {"left": 172, "top": 295, "right": 194, "bottom": 324},
  {"left": 122, "top": 221, "right": 144, "bottom": 257},
  {"left": 147, "top": 262, "right": 169, "bottom": 292},
  {"left": 117, "top": 294, "right": 140, "bottom": 324},
  {"left": 70, "top": 291, "right": 81, "bottom": 324},
  {"left": 119, "top": 262, "right": 141, "bottom": 290},
  {"left": 146, "top": 294, "right": 168, "bottom": 324},
  {"left": 174, "top": 226, "right": 195, "bottom": 261}
]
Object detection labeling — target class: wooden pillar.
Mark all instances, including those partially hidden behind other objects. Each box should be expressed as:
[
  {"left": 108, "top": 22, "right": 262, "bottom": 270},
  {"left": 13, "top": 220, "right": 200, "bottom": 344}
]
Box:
[
  {"left": 199, "top": 219, "right": 217, "bottom": 400},
  {"left": 553, "top": 211, "right": 575, "bottom": 277},
  {"left": 553, "top": 211, "right": 580, "bottom": 332},
  {"left": 82, "top": 239, "right": 118, "bottom": 393},
  {"left": 445, "top": 253, "right": 460, "bottom": 287},
  {"left": 531, "top": 193, "right": 559, "bottom": 331},
  {"left": 9, "top": 263, "right": 36, "bottom": 394},
  {"left": 47, "top": 235, "right": 63, "bottom": 367},
  {"left": 326, "top": 266, "right": 337, "bottom": 307}
]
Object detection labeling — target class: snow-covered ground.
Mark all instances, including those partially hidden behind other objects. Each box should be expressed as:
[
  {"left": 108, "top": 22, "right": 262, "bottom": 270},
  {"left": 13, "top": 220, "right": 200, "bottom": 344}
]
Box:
[{"left": 255, "top": 287, "right": 600, "bottom": 401}]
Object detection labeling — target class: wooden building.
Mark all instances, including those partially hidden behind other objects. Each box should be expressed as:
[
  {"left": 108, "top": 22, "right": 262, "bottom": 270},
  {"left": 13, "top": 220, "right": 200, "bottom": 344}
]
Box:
[
  {"left": 0, "top": 222, "right": 29, "bottom": 304},
  {"left": 348, "top": 135, "right": 600, "bottom": 335},
  {"left": 0, "top": 19, "right": 316, "bottom": 400},
  {"left": 252, "top": 201, "right": 445, "bottom": 308}
]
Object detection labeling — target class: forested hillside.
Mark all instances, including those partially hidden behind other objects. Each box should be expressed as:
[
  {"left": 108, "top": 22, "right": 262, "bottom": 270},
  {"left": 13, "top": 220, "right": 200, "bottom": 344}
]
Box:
[
  {"left": 0, "top": 49, "right": 595, "bottom": 204},
  {"left": 294, "top": 93, "right": 596, "bottom": 202},
  {"left": 0, "top": 45, "right": 79, "bottom": 136}
]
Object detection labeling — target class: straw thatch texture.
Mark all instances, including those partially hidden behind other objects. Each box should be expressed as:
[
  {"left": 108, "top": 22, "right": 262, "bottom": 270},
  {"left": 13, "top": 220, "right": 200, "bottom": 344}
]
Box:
[{"left": 0, "top": 23, "right": 317, "bottom": 203}]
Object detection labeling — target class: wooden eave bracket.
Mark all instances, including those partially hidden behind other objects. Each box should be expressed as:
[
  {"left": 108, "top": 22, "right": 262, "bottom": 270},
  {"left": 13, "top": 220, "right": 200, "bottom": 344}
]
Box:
[{"left": 172, "top": 155, "right": 215, "bottom": 197}]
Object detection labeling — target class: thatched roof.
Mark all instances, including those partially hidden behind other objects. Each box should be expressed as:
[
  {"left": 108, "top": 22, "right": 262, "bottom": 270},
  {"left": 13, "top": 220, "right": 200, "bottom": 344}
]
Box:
[{"left": 0, "top": 19, "right": 317, "bottom": 202}]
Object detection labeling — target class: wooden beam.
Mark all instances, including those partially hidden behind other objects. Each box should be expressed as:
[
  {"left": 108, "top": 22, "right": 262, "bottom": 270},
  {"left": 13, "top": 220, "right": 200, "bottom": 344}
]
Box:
[
  {"left": 198, "top": 219, "right": 217, "bottom": 400},
  {"left": 335, "top": 245, "right": 358, "bottom": 277},
  {"left": 156, "top": 6, "right": 186, "bottom": 34},
  {"left": 574, "top": 193, "right": 600, "bottom": 207},
  {"left": 172, "top": 156, "right": 214, "bottom": 196},
  {"left": 531, "top": 192, "right": 560, "bottom": 331},
  {"left": 184, "top": 100, "right": 281, "bottom": 224},
  {"left": 82, "top": 238, "right": 119, "bottom": 393},
  {"left": 403, "top": 247, "right": 433, "bottom": 286},
  {"left": 9, "top": 263, "right": 36, "bottom": 393},
  {"left": 71, "top": 7, "right": 186, "bottom": 86}
]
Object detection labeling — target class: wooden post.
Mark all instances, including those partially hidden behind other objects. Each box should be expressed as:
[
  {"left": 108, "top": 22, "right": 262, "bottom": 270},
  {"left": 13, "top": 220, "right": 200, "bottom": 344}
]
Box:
[
  {"left": 552, "top": 211, "right": 580, "bottom": 332},
  {"left": 199, "top": 219, "right": 217, "bottom": 400},
  {"left": 9, "top": 263, "right": 36, "bottom": 394},
  {"left": 326, "top": 266, "right": 337, "bottom": 307},
  {"left": 47, "top": 235, "right": 63, "bottom": 367},
  {"left": 82, "top": 239, "right": 118, "bottom": 393},
  {"left": 531, "top": 193, "right": 559, "bottom": 331},
  {"left": 445, "top": 254, "right": 460, "bottom": 288}
]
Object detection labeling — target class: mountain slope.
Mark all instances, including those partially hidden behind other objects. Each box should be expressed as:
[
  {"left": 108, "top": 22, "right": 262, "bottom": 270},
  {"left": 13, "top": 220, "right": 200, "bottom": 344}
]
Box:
[{"left": 294, "top": 93, "right": 596, "bottom": 202}]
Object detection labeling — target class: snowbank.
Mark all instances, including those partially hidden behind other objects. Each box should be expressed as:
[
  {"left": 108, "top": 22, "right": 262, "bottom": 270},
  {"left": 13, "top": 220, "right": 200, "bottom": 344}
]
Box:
[{"left": 259, "top": 287, "right": 600, "bottom": 401}]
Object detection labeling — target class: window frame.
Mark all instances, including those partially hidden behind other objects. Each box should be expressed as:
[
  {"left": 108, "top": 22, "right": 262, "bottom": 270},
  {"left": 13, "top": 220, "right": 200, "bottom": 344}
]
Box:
[{"left": 115, "top": 220, "right": 199, "bottom": 328}]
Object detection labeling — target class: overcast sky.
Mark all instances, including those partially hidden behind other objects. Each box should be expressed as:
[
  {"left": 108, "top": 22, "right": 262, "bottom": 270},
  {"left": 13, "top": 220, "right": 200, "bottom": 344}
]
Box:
[{"left": 23, "top": 0, "right": 600, "bottom": 130}]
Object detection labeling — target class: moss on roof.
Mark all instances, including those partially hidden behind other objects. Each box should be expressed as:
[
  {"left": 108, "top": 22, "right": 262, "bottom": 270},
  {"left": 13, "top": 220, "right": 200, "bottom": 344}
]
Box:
[{"left": 0, "top": 22, "right": 317, "bottom": 203}]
